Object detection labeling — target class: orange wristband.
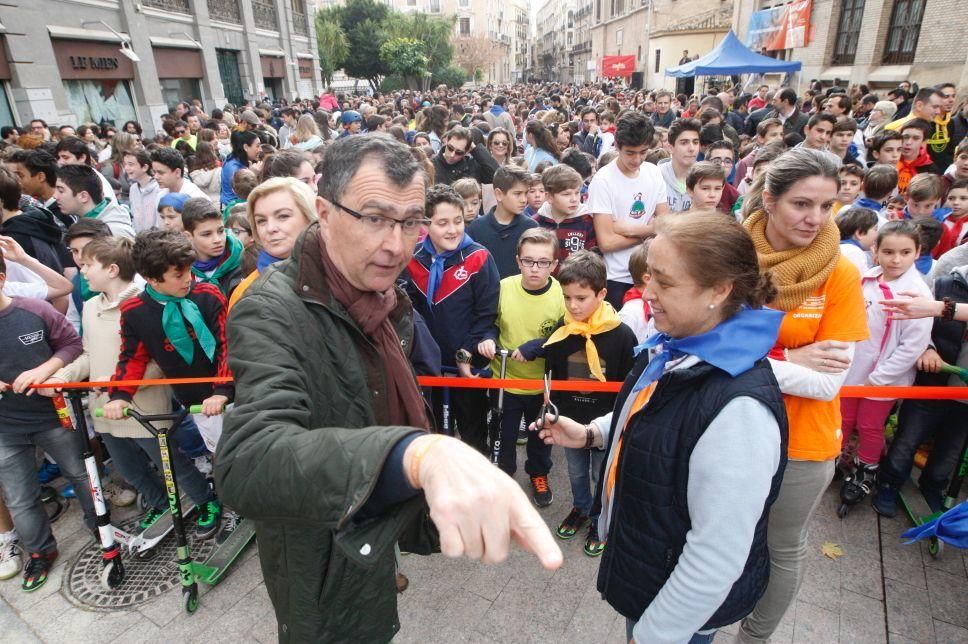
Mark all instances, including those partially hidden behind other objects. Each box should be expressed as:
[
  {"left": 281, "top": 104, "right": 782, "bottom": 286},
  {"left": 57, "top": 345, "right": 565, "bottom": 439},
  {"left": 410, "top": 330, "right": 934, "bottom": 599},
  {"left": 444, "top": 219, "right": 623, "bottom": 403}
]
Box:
[{"left": 408, "top": 434, "right": 445, "bottom": 488}]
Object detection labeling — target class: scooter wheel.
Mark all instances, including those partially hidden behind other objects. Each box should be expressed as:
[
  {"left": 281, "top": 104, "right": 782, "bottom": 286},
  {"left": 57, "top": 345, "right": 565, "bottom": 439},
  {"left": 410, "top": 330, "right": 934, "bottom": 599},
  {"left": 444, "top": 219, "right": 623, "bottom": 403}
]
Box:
[
  {"left": 99, "top": 560, "right": 125, "bottom": 590},
  {"left": 184, "top": 589, "right": 199, "bottom": 614},
  {"left": 929, "top": 537, "right": 944, "bottom": 559},
  {"left": 837, "top": 503, "right": 850, "bottom": 519}
]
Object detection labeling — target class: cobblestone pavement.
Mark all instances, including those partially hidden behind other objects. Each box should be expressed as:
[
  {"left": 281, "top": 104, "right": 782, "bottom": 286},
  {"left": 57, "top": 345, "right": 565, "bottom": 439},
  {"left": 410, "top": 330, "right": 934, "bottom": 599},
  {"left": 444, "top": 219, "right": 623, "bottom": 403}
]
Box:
[{"left": 1, "top": 445, "right": 965, "bottom": 643}]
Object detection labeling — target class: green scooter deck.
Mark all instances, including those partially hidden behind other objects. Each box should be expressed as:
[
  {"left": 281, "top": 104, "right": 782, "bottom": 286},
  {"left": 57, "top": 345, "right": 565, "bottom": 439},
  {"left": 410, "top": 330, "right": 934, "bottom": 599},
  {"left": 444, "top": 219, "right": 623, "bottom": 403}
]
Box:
[
  {"left": 898, "top": 475, "right": 941, "bottom": 527},
  {"left": 194, "top": 520, "right": 256, "bottom": 585},
  {"left": 141, "top": 496, "right": 197, "bottom": 541}
]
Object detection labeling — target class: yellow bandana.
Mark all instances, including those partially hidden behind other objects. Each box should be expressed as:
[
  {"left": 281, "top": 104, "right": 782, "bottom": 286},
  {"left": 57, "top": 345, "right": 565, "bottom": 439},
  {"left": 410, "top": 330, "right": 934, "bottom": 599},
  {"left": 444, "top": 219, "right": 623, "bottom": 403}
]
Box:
[{"left": 543, "top": 300, "right": 621, "bottom": 382}]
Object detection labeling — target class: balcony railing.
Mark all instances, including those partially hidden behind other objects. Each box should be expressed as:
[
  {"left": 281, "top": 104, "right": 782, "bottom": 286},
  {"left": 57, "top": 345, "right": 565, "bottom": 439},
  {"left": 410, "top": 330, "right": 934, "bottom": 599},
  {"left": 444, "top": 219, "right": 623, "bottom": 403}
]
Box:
[
  {"left": 144, "top": 0, "right": 192, "bottom": 12},
  {"left": 253, "top": 0, "right": 280, "bottom": 31},
  {"left": 208, "top": 0, "right": 242, "bottom": 23},
  {"left": 292, "top": 10, "right": 308, "bottom": 35}
]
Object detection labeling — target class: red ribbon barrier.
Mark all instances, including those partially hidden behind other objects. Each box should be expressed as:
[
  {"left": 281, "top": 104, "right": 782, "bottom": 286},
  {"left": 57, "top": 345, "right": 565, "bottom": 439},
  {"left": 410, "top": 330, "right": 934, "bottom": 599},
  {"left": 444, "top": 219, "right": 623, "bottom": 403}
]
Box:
[{"left": 26, "top": 377, "right": 967, "bottom": 400}]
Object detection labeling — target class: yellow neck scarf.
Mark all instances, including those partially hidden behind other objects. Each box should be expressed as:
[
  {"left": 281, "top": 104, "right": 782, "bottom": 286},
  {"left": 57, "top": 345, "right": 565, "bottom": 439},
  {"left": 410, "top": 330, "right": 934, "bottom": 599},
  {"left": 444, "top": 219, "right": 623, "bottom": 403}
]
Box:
[{"left": 543, "top": 300, "right": 621, "bottom": 381}]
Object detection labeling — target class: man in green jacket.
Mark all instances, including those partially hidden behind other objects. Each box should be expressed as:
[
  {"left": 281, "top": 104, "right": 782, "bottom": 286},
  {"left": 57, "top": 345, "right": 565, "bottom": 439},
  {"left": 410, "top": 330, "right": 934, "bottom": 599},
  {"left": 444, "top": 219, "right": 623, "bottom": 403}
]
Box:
[{"left": 217, "top": 135, "right": 562, "bottom": 642}]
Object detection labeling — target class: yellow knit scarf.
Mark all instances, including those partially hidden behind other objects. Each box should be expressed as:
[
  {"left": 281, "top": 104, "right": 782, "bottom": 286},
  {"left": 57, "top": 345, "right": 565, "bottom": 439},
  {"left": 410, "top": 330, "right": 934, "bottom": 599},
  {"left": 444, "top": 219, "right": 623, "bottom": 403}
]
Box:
[
  {"left": 543, "top": 300, "right": 621, "bottom": 382},
  {"left": 744, "top": 210, "right": 841, "bottom": 312}
]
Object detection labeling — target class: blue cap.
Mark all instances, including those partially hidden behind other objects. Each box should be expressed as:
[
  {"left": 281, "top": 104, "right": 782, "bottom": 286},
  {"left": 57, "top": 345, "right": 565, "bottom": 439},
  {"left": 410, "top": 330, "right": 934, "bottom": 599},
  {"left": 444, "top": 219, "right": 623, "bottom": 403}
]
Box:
[{"left": 158, "top": 192, "right": 190, "bottom": 212}]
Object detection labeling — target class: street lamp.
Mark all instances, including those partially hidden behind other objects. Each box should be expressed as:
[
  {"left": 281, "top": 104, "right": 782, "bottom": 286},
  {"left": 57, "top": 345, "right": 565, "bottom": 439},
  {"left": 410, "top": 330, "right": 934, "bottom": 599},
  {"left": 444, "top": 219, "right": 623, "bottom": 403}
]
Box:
[{"left": 81, "top": 20, "right": 140, "bottom": 62}]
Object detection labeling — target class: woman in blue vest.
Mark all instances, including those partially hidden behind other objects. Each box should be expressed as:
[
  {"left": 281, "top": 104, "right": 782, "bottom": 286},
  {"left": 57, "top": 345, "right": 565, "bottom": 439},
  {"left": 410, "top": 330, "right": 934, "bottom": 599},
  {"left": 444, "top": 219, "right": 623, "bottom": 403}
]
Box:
[{"left": 534, "top": 211, "right": 788, "bottom": 643}]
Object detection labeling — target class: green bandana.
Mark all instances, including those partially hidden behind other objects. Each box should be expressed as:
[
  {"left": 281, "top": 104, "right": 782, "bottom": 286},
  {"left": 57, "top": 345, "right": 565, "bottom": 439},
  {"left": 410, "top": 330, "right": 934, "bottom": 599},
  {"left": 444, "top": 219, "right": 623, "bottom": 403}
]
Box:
[
  {"left": 221, "top": 198, "right": 244, "bottom": 222},
  {"left": 191, "top": 233, "right": 243, "bottom": 296},
  {"left": 85, "top": 198, "right": 111, "bottom": 220},
  {"left": 145, "top": 284, "right": 217, "bottom": 365}
]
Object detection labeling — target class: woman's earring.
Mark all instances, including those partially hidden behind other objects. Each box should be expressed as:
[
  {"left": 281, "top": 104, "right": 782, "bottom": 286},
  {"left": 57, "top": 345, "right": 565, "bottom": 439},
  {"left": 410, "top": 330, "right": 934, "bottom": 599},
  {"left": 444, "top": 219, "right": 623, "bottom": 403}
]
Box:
[{"left": 708, "top": 304, "right": 716, "bottom": 310}]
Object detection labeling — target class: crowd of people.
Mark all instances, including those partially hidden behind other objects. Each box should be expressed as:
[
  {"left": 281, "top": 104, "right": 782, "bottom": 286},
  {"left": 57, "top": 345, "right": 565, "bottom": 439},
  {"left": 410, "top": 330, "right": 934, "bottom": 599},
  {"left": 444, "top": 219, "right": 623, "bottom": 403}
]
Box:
[{"left": 0, "top": 76, "right": 966, "bottom": 642}]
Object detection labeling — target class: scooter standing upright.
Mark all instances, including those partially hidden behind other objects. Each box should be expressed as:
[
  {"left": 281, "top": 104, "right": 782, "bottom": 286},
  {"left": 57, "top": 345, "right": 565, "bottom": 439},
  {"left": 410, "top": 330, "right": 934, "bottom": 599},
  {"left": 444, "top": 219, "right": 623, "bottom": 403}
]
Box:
[
  {"left": 94, "top": 405, "right": 255, "bottom": 613},
  {"left": 53, "top": 392, "right": 192, "bottom": 590}
]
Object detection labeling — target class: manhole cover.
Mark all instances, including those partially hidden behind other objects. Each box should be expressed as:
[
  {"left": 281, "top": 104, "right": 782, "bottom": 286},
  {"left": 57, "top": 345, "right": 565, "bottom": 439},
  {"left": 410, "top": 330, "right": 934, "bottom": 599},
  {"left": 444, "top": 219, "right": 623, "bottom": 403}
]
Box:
[{"left": 67, "top": 516, "right": 217, "bottom": 610}]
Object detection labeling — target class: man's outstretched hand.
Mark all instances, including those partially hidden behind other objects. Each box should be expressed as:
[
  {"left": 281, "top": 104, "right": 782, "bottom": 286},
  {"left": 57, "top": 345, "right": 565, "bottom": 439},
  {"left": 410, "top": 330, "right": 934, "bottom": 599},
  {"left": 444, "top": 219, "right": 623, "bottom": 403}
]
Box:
[{"left": 404, "top": 434, "right": 563, "bottom": 570}]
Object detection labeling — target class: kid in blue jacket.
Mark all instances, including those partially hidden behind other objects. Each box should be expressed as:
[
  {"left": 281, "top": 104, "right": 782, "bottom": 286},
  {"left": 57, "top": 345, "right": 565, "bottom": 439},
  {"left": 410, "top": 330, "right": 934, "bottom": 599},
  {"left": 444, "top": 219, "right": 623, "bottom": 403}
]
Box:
[{"left": 402, "top": 185, "right": 500, "bottom": 453}]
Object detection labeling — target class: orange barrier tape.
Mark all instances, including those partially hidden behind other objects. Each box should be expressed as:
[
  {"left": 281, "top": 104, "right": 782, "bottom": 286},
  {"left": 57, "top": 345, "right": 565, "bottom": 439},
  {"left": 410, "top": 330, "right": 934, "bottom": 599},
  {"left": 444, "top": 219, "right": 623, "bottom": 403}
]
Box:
[{"left": 27, "top": 377, "right": 967, "bottom": 400}]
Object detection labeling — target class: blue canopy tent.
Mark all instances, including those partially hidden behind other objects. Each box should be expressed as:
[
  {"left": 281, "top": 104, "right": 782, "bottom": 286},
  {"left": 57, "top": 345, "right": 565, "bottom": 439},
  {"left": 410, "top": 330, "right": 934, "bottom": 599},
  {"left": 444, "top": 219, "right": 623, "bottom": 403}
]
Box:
[{"left": 664, "top": 30, "right": 802, "bottom": 77}]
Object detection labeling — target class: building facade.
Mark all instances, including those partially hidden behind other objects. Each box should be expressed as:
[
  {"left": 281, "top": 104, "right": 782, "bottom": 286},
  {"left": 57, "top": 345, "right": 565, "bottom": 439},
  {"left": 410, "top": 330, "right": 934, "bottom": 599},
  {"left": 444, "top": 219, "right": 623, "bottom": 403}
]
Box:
[
  {"left": 732, "top": 0, "right": 968, "bottom": 90},
  {"left": 535, "top": 0, "right": 577, "bottom": 82},
  {"left": 0, "top": 0, "right": 321, "bottom": 135},
  {"left": 572, "top": 0, "right": 594, "bottom": 83},
  {"left": 583, "top": 0, "right": 730, "bottom": 89}
]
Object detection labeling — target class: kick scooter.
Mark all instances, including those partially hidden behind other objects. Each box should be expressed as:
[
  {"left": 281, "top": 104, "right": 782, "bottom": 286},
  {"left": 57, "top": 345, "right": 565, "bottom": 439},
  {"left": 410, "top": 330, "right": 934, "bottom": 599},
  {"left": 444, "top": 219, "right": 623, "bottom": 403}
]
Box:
[
  {"left": 439, "top": 365, "right": 492, "bottom": 437},
  {"left": 95, "top": 405, "right": 255, "bottom": 612},
  {"left": 54, "top": 392, "right": 195, "bottom": 589},
  {"left": 897, "top": 364, "right": 968, "bottom": 558},
  {"left": 487, "top": 350, "right": 510, "bottom": 466}
]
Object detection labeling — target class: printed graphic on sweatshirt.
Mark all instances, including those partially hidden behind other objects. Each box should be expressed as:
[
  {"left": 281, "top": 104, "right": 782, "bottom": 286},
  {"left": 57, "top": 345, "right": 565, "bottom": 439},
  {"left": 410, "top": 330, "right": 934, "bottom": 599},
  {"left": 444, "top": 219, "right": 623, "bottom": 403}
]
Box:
[
  {"left": 567, "top": 348, "right": 604, "bottom": 403},
  {"left": 19, "top": 330, "right": 44, "bottom": 346},
  {"left": 562, "top": 231, "right": 588, "bottom": 254}
]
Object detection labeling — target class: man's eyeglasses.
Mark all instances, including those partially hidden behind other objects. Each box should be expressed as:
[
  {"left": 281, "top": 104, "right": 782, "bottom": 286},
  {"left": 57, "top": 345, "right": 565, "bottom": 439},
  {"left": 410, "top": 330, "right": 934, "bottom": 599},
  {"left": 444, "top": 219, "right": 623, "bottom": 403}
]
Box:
[
  {"left": 707, "top": 157, "right": 734, "bottom": 167},
  {"left": 330, "top": 199, "right": 428, "bottom": 237},
  {"left": 445, "top": 143, "right": 468, "bottom": 157},
  {"left": 518, "top": 258, "right": 554, "bottom": 269}
]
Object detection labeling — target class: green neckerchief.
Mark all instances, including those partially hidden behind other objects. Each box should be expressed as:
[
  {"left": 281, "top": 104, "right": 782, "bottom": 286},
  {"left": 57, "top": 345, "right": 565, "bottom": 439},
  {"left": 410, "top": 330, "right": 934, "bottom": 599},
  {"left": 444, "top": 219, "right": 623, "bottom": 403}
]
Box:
[
  {"left": 85, "top": 199, "right": 111, "bottom": 220},
  {"left": 144, "top": 283, "right": 217, "bottom": 365},
  {"left": 190, "top": 234, "right": 243, "bottom": 296},
  {"left": 221, "top": 198, "right": 244, "bottom": 222},
  {"left": 78, "top": 273, "right": 98, "bottom": 301}
]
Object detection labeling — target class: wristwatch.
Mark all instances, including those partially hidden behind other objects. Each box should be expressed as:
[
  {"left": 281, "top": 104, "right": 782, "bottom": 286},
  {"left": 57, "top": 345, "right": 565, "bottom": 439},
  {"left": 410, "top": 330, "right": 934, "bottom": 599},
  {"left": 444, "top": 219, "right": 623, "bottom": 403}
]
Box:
[{"left": 455, "top": 348, "right": 473, "bottom": 365}]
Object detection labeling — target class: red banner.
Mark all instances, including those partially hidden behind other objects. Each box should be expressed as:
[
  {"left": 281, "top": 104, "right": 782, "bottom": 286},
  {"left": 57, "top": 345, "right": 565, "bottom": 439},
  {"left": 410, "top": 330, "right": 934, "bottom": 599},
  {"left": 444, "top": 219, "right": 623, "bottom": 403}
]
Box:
[{"left": 600, "top": 55, "right": 636, "bottom": 78}]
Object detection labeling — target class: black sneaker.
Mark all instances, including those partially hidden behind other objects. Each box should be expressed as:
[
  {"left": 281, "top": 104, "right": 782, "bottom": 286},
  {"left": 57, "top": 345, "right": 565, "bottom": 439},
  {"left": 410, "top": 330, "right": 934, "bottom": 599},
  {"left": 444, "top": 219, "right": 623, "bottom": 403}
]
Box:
[
  {"left": 584, "top": 524, "right": 605, "bottom": 557},
  {"left": 556, "top": 507, "right": 588, "bottom": 540},
  {"left": 516, "top": 428, "right": 528, "bottom": 445},
  {"left": 530, "top": 475, "right": 553, "bottom": 507},
  {"left": 216, "top": 511, "right": 243, "bottom": 546},
  {"left": 22, "top": 550, "right": 57, "bottom": 592}
]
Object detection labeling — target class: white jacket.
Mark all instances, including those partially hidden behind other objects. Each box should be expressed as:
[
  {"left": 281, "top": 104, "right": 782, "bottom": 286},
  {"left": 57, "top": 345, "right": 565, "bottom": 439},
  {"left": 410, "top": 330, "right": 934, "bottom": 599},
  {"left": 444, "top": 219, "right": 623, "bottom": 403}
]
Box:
[
  {"left": 53, "top": 283, "right": 172, "bottom": 438},
  {"left": 844, "top": 264, "right": 934, "bottom": 397}
]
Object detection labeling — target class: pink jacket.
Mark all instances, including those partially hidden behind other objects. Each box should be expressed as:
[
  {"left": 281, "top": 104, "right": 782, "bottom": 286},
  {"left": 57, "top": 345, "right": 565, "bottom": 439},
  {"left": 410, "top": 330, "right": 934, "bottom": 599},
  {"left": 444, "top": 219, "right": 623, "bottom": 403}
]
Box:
[{"left": 844, "top": 264, "right": 934, "bottom": 398}]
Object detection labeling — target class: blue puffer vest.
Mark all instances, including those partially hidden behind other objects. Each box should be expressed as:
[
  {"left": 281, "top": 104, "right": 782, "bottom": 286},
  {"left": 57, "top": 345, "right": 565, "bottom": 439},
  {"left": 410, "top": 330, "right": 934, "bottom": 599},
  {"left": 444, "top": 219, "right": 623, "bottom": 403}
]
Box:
[{"left": 597, "top": 356, "right": 788, "bottom": 629}]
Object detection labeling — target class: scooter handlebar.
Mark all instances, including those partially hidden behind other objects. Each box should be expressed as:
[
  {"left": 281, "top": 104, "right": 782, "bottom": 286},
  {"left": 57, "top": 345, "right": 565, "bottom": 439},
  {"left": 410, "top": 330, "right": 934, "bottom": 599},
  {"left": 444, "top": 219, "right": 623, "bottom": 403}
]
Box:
[{"left": 93, "top": 404, "right": 205, "bottom": 418}]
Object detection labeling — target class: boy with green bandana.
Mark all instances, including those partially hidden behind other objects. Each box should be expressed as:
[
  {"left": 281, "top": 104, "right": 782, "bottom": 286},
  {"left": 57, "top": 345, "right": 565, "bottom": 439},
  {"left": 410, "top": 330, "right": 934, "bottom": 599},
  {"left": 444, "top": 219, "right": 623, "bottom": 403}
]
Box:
[
  {"left": 102, "top": 229, "right": 235, "bottom": 541},
  {"left": 181, "top": 198, "right": 244, "bottom": 299}
]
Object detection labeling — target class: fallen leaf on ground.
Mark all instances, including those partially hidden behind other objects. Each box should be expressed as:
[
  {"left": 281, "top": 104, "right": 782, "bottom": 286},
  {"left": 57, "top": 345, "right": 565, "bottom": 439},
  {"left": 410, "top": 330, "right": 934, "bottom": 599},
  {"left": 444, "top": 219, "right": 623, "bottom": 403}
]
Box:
[{"left": 821, "top": 541, "right": 844, "bottom": 560}]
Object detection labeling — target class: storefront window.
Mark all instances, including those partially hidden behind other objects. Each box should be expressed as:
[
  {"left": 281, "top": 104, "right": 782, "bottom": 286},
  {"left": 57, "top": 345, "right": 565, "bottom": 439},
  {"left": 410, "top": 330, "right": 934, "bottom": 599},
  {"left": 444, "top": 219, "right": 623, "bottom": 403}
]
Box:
[
  {"left": 0, "top": 86, "right": 15, "bottom": 128},
  {"left": 64, "top": 80, "right": 137, "bottom": 126},
  {"left": 160, "top": 78, "right": 202, "bottom": 109}
]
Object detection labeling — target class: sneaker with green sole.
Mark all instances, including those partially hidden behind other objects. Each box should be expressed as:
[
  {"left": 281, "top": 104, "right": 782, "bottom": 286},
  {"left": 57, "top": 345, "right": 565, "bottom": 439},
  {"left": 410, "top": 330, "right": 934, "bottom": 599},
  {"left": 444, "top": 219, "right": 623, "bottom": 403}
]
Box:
[
  {"left": 22, "top": 551, "right": 57, "bottom": 592},
  {"left": 583, "top": 524, "right": 605, "bottom": 557},
  {"left": 138, "top": 507, "right": 166, "bottom": 532},
  {"left": 556, "top": 507, "right": 588, "bottom": 540},
  {"left": 196, "top": 499, "right": 222, "bottom": 540}
]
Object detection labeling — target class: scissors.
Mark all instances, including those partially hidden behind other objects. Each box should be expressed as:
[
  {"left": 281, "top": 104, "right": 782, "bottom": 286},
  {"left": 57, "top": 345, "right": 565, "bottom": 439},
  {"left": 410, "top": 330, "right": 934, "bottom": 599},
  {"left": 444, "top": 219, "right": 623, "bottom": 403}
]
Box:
[{"left": 534, "top": 374, "right": 559, "bottom": 430}]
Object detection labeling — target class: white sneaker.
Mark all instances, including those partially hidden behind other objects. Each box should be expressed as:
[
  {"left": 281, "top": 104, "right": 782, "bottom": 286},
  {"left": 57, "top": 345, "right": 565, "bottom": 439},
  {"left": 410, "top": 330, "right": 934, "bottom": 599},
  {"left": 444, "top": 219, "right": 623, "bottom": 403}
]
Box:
[
  {"left": 193, "top": 456, "right": 213, "bottom": 477},
  {"left": 0, "top": 539, "right": 22, "bottom": 580},
  {"left": 103, "top": 482, "right": 137, "bottom": 507}
]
